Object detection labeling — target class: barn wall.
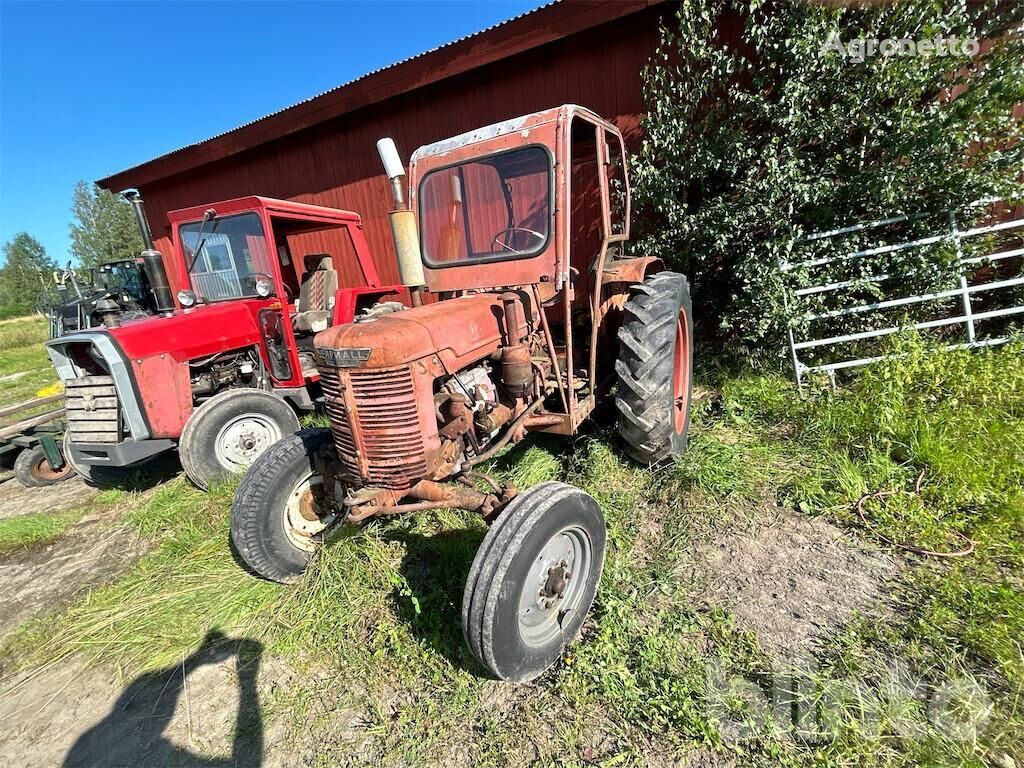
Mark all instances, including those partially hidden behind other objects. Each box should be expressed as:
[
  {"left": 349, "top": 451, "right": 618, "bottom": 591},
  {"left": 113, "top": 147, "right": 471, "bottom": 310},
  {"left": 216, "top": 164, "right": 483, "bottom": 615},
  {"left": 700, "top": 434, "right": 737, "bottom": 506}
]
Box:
[{"left": 138, "top": 6, "right": 675, "bottom": 291}]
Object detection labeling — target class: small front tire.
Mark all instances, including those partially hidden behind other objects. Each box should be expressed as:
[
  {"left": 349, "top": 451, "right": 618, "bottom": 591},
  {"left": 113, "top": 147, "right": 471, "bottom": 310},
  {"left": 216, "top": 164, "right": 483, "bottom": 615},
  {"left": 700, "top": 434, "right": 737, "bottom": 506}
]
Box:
[
  {"left": 230, "top": 428, "right": 337, "bottom": 583},
  {"left": 462, "top": 482, "right": 606, "bottom": 682},
  {"left": 180, "top": 388, "right": 301, "bottom": 490},
  {"left": 14, "top": 444, "right": 76, "bottom": 487}
]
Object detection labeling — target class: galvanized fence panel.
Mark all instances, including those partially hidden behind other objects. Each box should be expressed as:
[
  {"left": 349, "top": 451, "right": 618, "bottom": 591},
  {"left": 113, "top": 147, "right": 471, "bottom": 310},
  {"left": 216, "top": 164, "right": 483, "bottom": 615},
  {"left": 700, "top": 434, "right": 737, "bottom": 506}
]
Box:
[{"left": 780, "top": 203, "right": 1024, "bottom": 387}]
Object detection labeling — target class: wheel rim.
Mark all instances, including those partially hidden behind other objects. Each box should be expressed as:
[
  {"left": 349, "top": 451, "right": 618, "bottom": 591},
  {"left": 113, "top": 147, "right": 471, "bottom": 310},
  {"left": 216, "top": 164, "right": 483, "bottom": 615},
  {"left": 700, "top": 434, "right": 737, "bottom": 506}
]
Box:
[
  {"left": 283, "top": 472, "right": 334, "bottom": 553},
  {"left": 214, "top": 413, "right": 282, "bottom": 471},
  {"left": 516, "top": 525, "right": 593, "bottom": 648},
  {"left": 672, "top": 308, "right": 691, "bottom": 435},
  {"left": 31, "top": 453, "right": 73, "bottom": 483}
]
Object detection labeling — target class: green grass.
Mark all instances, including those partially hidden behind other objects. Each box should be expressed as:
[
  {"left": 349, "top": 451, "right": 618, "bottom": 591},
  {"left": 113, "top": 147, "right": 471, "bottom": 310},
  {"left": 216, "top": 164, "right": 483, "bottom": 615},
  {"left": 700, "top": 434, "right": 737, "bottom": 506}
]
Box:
[
  {"left": 0, "top": 315, "right": 58, "bottom": 410},
  {"left": 1, "top": 334, "right": 1022, "bottom": 766},
  {"left": 0, "top": 510, "right": 84, "bottom": 555}
]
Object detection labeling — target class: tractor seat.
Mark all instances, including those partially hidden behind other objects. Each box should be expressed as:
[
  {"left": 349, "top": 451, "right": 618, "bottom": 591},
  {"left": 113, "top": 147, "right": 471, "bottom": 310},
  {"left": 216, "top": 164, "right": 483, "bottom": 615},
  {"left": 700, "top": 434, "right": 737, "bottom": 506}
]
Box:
[{"left": 292, "top": 254, "right": 338, "bottom": 334}]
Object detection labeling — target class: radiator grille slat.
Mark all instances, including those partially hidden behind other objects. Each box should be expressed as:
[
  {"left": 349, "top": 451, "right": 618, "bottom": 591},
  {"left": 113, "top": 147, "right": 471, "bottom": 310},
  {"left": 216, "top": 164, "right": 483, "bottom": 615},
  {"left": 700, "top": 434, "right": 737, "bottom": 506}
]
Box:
[{"left": 321, "top": 366, "right": 426, "bottom": 489}]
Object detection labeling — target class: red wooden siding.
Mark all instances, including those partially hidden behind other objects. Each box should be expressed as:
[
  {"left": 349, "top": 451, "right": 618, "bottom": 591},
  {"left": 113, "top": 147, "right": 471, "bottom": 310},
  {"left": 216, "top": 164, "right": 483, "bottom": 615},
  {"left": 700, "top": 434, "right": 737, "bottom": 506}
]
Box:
[{"left": 133, "top": 5, "right": 677, "bottom": 292}]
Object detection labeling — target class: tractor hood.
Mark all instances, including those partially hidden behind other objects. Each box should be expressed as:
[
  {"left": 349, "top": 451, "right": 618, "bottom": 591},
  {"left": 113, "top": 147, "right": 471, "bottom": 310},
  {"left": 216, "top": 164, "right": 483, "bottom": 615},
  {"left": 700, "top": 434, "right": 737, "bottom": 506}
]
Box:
[
  {"left": 314, "top": 293, "right": 528, "bottom": 374},
  {"left": 103, "top": 301, "right": 266, "bottom": 363}
]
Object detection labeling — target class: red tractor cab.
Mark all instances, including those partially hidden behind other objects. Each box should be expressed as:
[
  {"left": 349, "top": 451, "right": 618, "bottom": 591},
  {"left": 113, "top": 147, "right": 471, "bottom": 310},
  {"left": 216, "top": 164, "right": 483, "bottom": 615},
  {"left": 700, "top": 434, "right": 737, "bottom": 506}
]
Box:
[{"left": 47, "top": 196, "right": 402, "bottom": 489}]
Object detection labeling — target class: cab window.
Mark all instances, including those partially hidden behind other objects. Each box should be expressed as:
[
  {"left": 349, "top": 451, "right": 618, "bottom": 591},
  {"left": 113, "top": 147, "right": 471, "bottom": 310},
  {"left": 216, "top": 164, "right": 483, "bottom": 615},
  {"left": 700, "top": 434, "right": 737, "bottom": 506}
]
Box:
[{"left": 419, "top": 146, "right": 551, "bottom": 266}]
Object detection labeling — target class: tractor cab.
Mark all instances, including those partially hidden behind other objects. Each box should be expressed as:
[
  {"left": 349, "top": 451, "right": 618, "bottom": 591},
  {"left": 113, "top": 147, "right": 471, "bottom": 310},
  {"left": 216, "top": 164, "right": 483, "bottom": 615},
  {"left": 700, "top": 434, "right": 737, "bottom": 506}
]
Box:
[
  {"left": 47, "top": 195, "right": 402, "bottom": 489},
  {"left": 405, "top": 105, "right": 654, "bottom": 429},
  {"left": 168, "top": 196, "right": 393, "bottom": 386}
]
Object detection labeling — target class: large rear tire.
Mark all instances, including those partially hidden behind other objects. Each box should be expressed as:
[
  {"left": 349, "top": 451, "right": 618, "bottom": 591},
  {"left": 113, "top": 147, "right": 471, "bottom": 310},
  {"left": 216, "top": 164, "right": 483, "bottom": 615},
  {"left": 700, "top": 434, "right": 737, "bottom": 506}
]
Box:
[
  {"left": 615, "top": 271, "right": 694, "bottom": 464},
  {"left": 179, "top": 388, "right": 301, "bottom": 490},
  {"left": 230, "top": 428, "right": 337, "bottom": 583},
  {"left": 462, "top": 482, "right": 606, "bottom": 682}
]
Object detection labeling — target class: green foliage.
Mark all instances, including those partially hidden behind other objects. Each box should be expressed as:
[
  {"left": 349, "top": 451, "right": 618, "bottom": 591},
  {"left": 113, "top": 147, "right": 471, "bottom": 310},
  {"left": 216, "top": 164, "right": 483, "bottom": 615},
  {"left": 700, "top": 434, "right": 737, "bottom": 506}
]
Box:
[
  {"left": 69, "top": 181, "right": 144, "bottom": 268},
  {"left": 633, "top": 0, "right": 1024, "bottom": 346},
  {"left": 0, "top": 510, "right": 83, "bottom": 555},
  {"left": 0, "top": 232, "right": 55, "bottom": 317}
]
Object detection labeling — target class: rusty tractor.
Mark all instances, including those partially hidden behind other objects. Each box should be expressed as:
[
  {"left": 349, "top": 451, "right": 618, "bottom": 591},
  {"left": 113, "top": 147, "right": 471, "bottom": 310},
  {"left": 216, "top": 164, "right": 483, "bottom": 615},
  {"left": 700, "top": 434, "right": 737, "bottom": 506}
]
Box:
[{"left": 231, "top": 105, "right": 694, "bottom": 681}]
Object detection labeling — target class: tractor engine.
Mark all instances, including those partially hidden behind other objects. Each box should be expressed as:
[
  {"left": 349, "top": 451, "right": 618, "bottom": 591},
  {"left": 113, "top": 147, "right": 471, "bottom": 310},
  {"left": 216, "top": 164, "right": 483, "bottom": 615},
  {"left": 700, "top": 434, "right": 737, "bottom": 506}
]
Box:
[{"left": 313, "top": 291, "right": 548, "bottom": 512}]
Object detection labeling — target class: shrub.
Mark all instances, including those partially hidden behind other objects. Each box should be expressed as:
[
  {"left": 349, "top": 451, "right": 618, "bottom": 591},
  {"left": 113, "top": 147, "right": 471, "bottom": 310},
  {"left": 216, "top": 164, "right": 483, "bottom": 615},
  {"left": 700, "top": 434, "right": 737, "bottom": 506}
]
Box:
[{"left": 632, "top": 0, "right": 1024, "bottom": 349}]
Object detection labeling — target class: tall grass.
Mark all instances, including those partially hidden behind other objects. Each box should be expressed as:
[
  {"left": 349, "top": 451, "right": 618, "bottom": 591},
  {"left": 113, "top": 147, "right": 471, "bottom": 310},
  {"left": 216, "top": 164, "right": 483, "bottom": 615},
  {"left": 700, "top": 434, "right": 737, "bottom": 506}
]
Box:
[{"left": 2, "top": 334, "right": 1021, "bottom": 765}]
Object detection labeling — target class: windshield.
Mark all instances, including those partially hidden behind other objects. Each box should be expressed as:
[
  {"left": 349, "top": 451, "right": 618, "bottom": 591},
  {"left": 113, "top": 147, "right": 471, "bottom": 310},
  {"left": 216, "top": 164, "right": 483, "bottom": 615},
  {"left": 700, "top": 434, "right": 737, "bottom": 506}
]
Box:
[
  {"left": 419, "top": 146, "right": 551, "bottom": 266},
  {"left": 98, "top": 263, "right": 146, "bottom": 302},
  {"left": 179, "top": 212, "right": 272, "bottom": 301}
]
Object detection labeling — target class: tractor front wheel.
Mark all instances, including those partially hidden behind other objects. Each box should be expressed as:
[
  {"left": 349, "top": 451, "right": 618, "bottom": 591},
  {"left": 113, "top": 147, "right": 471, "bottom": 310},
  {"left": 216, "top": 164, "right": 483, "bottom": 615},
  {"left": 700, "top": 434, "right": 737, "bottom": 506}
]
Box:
[
  {"left": 14, "top": 444, "right": 76, "bottom": 487},
  {"left": 230, "top": 428, "right": 338, "bottom": 583},
  {"left": 615, "top": 271, "right": 694, "bottom": 464},
  {"left": 462, "top": 482, "right": 606, "bottom": 682},
  {"left": 179, "top": 388, "right": 301, "bottom": 490}
]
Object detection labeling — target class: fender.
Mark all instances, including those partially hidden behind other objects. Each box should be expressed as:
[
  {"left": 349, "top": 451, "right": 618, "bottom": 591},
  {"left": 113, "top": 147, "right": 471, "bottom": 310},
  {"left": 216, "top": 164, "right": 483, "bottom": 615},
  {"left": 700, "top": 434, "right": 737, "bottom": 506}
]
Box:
[{"left": 600, "top": 256, "right": 664, "bottom": 287}]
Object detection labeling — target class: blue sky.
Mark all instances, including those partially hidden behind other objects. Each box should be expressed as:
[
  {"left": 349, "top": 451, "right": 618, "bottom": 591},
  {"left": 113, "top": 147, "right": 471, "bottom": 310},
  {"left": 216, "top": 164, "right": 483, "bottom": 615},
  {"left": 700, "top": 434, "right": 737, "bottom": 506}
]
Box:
[{"left": 0, "top": 0, "right": 541, "bottom": 264}]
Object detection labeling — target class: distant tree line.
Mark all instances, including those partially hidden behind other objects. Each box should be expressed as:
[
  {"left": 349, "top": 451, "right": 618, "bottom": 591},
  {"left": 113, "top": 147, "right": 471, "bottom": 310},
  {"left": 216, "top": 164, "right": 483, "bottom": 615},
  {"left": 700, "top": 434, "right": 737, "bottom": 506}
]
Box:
[{"left": 0, "top": 182, "right": 143, "bottom": 320}]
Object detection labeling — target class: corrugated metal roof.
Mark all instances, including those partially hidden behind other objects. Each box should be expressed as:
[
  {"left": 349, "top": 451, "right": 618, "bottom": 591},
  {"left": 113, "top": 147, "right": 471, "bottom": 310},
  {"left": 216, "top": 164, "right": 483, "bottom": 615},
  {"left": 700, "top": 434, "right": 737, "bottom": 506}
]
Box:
[{"left": 103, "top": 1, "right": 558, "bottom": 184}]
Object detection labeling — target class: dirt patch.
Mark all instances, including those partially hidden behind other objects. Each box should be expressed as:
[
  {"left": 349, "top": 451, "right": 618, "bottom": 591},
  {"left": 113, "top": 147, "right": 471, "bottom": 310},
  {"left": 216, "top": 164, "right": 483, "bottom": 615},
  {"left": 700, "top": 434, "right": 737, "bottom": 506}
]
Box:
[
  {"left": 0, "top": 641, "right": 297, "bottom": 768},
  {"left": 0, "top": 507, "right": 148, "bottom": 638},
  {"left": 693, "top": 507, "right": 899, "bottom": 660},
  {"left": 0, "top": 476, "right": 99, "bottom": 521}
]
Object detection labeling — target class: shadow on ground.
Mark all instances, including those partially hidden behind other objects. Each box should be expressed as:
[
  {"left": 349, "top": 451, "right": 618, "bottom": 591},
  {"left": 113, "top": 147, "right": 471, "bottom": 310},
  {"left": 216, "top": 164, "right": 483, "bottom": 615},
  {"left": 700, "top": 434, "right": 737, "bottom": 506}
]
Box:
[
  {"left": 62, "top": 631, "right": 265, "bottom": 768},
  {"left": 391, "top": 527, "right": 485, "bottom": 675}
]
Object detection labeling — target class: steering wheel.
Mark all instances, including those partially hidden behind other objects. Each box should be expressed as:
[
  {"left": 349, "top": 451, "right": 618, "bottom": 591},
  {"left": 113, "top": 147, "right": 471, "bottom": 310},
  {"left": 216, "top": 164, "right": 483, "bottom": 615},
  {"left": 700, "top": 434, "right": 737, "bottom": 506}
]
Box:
[{"left": 491, "top": 227, "right": 545, "bottom": 254}]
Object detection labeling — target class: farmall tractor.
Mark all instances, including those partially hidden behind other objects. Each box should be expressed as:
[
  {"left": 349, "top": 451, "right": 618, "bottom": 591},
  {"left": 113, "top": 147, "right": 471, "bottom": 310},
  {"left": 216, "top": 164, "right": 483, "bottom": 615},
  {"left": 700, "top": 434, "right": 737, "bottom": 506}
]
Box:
[
  {"left": 46, "top": 196, "right": 400, "bottom": 489},
  {"left": 231, "top": 105, "right": 694, "bottom": 681}
]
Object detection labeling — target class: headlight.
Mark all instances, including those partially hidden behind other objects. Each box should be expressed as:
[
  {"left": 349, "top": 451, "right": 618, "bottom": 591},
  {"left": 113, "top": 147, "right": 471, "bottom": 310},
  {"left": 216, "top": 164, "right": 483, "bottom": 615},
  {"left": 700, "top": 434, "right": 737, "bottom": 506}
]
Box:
[
  {"left": 177, "top": 289, "right": 197, "bottom": 308},
  {"left": 255, "top": 277, "right": 274, "bottom": 298}
]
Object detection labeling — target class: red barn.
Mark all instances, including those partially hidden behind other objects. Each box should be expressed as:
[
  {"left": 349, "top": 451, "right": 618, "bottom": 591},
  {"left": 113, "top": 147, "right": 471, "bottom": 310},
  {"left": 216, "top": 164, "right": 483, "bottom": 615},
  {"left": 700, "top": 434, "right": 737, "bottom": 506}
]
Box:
[{"left": 97, "top": 0, "right": 694, "bottom": 290}]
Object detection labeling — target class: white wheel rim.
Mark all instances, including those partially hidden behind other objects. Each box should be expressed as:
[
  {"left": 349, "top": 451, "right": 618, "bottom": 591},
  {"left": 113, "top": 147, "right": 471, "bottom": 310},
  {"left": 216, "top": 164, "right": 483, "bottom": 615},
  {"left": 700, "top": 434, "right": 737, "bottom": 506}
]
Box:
[
  {"left": 283, "top": 472, "right": 333, "bottom": 552},
  {"left": 516, "top": 525, "right": 593, "bottom": 648},
  {"left": 214, "top": 412, "right": 282, "bottom": 471}
]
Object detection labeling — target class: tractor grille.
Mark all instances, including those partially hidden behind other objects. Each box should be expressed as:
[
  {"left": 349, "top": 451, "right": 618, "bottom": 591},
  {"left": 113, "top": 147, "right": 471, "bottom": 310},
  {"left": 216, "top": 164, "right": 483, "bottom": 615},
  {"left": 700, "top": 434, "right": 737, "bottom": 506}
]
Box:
[
  {"left": 65, "top": 375, "right": 121, "bottom": 444},
  {"left": 322, "top": 366, "right": 427, "bottom": 489}
]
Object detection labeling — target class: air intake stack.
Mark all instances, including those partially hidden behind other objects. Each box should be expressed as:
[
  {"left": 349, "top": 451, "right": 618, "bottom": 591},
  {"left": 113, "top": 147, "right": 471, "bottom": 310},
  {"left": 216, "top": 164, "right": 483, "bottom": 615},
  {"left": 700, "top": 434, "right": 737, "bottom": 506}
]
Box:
[{"left": 376, "top": 138, "right": 425, "bottom": 303}]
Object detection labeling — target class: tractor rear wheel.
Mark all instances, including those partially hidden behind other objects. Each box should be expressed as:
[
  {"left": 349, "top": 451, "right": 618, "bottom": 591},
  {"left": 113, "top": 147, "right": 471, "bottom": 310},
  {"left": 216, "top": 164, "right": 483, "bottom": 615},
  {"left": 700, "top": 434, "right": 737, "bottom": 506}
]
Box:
[
  {"left": 179, "top": 388, "right": 301, "bottom": 490},
  {"left": 14, "top": 444, "right": 76, "bottom": 487},
  {"left": 462, "top": 482, "right": 606, "bottom": 682},
  {"left": 615, "top": 271, "right": 694, "bottom": 464},
  {"left": 230, "top": 428, "right": 338, "bottom": 583}
]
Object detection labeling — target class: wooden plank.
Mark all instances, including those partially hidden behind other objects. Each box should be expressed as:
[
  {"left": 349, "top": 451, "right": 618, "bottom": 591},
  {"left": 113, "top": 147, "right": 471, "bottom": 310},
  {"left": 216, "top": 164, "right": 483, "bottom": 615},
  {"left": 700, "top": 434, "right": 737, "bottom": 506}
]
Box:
[
  {"left": 0, "top": 409, "right": 66, "bottom": 440},
  {"left": 0, "top": 394, "right": 63, "bottom": 419}
]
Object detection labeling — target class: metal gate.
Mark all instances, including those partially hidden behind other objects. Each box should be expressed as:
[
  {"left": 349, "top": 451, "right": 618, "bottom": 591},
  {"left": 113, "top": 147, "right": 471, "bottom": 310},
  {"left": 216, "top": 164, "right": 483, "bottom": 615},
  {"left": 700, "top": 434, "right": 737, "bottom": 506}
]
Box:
[{"left": 780, "top": 203, "right": 1024, "bottom": 388}]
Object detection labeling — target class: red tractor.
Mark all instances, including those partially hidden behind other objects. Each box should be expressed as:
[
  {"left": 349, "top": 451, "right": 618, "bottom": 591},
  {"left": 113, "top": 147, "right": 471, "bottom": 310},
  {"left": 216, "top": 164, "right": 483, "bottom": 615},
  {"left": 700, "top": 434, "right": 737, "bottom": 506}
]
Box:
[
  {"left": 231, "top": 105, "right": 694, "bottom": 681},
  {"left": 46, "top": 196, "right": 401, "bottom": 489}
]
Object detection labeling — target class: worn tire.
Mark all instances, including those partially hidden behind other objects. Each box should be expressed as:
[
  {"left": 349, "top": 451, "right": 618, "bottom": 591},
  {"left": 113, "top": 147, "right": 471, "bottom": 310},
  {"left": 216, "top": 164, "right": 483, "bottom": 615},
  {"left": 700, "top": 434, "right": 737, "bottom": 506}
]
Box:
[
  {"left": 231, "top": 428, "right": 335, "bottom": 584},
  {"left": 462, "top": 482, "right": 606, "bottom": 682},
  {"left": 179, "top": 388, "right": 300, "bottom": 490},
  {"left": 14, "top": 444, "right": 76, "bottom": 487},
  {"left": 615, "top": 271, "right": 694, "bottom": 464}
]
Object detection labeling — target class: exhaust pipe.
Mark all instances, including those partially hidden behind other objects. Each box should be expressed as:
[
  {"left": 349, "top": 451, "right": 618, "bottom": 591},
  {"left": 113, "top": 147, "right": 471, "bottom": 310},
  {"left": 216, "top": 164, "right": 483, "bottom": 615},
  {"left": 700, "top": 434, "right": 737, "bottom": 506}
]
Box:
[
  {"left": 123, "top": 190, "right": 175, "bottom": 315},
  {"left": 124, "top": 190, "right": 154, "bottom": 251},
  {"left": 376, "top": 138, "right": 425, "bottom": 303}
]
